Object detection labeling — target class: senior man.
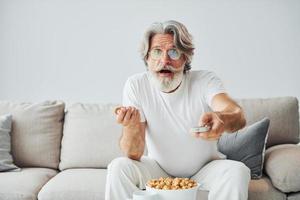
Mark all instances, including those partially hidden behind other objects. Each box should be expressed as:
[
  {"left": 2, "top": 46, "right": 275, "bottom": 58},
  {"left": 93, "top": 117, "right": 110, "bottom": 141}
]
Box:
[{"left": 105, "top": 20, "right": 250, "bottom": 200}]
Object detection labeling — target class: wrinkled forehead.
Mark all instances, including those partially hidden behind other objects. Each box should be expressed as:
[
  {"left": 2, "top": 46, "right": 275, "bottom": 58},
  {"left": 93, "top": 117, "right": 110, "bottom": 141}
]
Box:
[{"left": 150, "top": 33, "right": 175, "bottom": 49}]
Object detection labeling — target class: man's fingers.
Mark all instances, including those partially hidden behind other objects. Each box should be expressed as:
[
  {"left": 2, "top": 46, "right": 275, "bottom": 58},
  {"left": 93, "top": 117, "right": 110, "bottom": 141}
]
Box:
[
  {"left": 131, "top": 109, "right": 137, "bottom": 121},
  {"left": 115, "top": 106, "right": 140, "bottom": 126},
  {"left": 192, "top": 129, "right": 220, "bottom": 139},
  {"left": 114, "top": 106, "right": 122, "bottom": 115},
  {"left": 204, "top": 136, "right": 220, "bottom": 141},
  {"left": 198, "top": 132, "right": 211, "bottom": 139},
  {"left": 194, "top": 132, "right": 220, "bottom": 140},
  {"left": 199, "top": 113, "right": 213, "bottom": 126},
  {"left": 136, "top": 110, "right": 141, "bottom": 122},
  {"left": 116, "top": 108, "right": 127, "bottom": 123},
  {"left": 130, "top": 109, "right": 140, "bottom": 124},
  {"left": 123, "top": 107, "right": 135, "bottom": 124},
  {"left": 210, "top": 117, "right": 224, "bottom": 137},
  {"left": 194, "top": 112, "right": 225, "bottom": 141},
  {"left": 212, "top": 114, "right": 224, "bottom": 128}
]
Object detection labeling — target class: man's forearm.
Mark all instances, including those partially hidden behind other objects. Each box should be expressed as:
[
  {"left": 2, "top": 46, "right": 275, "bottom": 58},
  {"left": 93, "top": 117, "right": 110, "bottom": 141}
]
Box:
[
  {"left": 217, "top": 106, "right": 246, "bottom": 133},
  {"left": 119, "top": 125, "right": 145, "bottom": 160}
]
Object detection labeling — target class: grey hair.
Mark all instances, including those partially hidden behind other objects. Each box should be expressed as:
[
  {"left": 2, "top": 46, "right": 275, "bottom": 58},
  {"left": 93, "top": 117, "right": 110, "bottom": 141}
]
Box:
[{"left": 140, "top": 20, "right": 195, "bottom": 73}]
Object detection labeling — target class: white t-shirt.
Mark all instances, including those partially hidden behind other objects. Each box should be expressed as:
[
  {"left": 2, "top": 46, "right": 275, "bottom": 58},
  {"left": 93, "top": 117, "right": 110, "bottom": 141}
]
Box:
[{"left": 122, "top": 70, "right": 227, "bottom": 177}]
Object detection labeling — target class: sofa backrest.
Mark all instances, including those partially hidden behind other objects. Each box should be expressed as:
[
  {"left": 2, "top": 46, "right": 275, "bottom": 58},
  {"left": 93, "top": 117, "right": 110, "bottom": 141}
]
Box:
[
  {"left": 0, "top": 101, "right": 65, "bottom": 169},
  {"left": 59, "top": 103, "right": 123, "bottom": 171},
  {"left": 236, "top": 97, "right": 299, "bottom": 148},
  {"left": 3, "top": 97, "right": 297, "bottom": 169},
  {"left": 59, "top": 97, "right": 299, "bottom": 169}
]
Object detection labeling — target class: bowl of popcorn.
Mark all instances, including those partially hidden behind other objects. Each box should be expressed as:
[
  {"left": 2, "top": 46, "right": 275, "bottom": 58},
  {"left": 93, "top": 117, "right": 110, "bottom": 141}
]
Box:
[{"left": 145, "top": 177, "right": 200, "bottom": 200}]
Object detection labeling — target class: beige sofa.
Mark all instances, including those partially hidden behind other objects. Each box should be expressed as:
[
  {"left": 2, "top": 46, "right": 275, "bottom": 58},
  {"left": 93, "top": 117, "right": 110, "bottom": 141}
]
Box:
[{"left": 0, "top": 97, "right": 299, "bottom": 200}]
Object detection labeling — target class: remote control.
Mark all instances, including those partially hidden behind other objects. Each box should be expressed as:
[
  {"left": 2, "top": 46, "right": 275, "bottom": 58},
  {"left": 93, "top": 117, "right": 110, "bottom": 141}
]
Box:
[{"left": 190, "top": 126, "right": 210, "bottom": 133}]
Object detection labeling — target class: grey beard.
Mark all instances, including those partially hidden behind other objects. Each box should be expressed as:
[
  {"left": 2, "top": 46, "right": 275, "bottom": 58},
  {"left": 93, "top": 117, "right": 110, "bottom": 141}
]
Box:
[{"left": 148, "top": 66, "right": 184, "bottom": 93}]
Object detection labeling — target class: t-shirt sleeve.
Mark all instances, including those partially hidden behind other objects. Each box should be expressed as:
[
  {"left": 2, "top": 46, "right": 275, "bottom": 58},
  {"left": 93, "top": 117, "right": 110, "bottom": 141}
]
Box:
[
  {"left": 204, "top": 72, "right": 227, "bottom": 108},
  {"left": 122, "top": 78, "right": 146, "bottom": 122}
]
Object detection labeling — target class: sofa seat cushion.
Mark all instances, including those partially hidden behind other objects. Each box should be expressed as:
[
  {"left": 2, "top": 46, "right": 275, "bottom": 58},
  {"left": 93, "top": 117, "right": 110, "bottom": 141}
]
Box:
[
  {"left": 264, "top": 144, "right": 300, "bottom": 193},
  {"left": 0, "top": 168, "right": 57, "bottom": 200},
  {"left": 287, "top": 192, "right": 300, "bottom": 200},
  {"left": 37, "top": 170, "right": 286, "bottom": 200},
  {"left": 38, "top": 169, "right": 107, "bottom": 200},
  {"left": 248, "top": 175, "right": 286, "bottom": 200}
]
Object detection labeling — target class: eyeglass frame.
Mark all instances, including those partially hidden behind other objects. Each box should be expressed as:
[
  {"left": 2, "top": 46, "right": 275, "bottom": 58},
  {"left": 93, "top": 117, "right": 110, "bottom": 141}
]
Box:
[{"left": 148, "top": 47, "right": 183, "bottom": 61}]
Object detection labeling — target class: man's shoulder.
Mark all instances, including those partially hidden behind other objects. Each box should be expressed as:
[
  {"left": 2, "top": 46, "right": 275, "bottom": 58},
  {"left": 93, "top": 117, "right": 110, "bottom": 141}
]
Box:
[
  {"left": 125, "top": 72, "right": 149, "bottom": 89},
  {"left": 127, "top": 72, "right": 148, "bottom": 82},
  {"left": 188, "top": 70, "right": 216, "bottom": 81}
]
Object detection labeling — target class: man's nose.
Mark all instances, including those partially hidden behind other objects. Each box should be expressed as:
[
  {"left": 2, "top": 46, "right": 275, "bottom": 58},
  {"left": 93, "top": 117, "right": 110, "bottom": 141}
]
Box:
[{"left": 160, "top": 51, "right": 171, "bottom": 66}]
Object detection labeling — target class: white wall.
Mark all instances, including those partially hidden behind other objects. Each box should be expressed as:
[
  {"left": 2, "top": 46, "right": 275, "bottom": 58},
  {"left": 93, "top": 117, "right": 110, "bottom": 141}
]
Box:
[{"left": 0, "top": 0, "right": 299, "bottom": 104}]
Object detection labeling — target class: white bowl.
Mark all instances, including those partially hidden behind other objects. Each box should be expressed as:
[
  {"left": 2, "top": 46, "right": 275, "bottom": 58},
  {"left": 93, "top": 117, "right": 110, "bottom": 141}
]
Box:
[{"left": 145, "top": 183, "right": 200, "bottom": 200}]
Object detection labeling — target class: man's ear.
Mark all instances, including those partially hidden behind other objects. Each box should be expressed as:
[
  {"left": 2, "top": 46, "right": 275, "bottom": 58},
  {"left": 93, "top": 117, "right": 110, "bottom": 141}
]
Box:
[
  {"left": 144, "top": 59, "right": 149, "bottom": 70},
  {"left": 145, "top": 55, "right": 150, "bottom": 66},
  {"left": 181, "top": 54, "right": 187, "bottom": 66}
]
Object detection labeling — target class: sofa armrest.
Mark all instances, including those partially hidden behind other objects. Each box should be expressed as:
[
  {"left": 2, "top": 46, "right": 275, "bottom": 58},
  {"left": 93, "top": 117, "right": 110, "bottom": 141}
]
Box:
[{"left": 264, "top": 144, "right": 300, "bottom": 193}]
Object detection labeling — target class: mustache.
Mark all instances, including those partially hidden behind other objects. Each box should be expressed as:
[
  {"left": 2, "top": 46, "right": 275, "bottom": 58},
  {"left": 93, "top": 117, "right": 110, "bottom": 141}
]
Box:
[{"left": 154, "top": 63, "right": 182, "bottom": 73}]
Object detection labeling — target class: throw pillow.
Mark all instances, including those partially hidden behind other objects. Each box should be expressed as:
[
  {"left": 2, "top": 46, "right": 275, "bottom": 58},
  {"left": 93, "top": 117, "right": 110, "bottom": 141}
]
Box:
[
  {"left": 217, "top": 117, "right": 270, "bottom": 179},
  {"left": 0, "top": 114, "right": 19, "bottom": 172}
]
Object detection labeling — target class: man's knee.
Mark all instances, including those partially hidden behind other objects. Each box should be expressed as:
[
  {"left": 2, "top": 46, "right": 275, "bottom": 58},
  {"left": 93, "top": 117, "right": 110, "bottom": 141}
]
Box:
[
  {"left": 107, "top": 157, "right": 136, "bottom": 175},
  {"left": 233, "top": 161, "right": 250, "bottom": 176},
  {"left": 224, "top": 160, "right": 251, "bottom": 181}
]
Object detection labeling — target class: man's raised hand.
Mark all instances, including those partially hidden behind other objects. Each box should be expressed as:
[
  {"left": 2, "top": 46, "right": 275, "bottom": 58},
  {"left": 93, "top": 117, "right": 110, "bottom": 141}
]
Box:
[{"left": 114, "top": 106, "right": 141, "bottom": 128}]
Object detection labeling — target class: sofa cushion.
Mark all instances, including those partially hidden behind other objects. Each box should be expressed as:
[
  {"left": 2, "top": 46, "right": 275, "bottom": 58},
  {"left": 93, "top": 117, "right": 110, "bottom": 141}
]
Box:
[
  {"left": 0, "top": 114, "right": 19, "bottom": 172},
  {"left": 0, "top": 101, "right": 65, "bottom": 169},
  {"left": 59, "top": 103, "right": 123, "bottom": 170},
  {"left": 218, "top": 118, "right": 270, "bottom": 179},
  {"left": 248, "top": 175, "right": 286, "bottom": 200},
  {"left": 38, "top": 169, "right": 107, "bottom": 200},
  {"left": 287, "top": 192, "right": 300, "bottom": 200},
  {"left": 0, "top": 168, "right": 57, "bottom": 200},
  {"left": 38, "top": 170, "right": 286, "bottom": 200},
  {"left": 236, "top": 97, "right": 299, "bottom": 148},
  {"left": 264, "top": 144, "right": 300, "bottom": 193}
]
